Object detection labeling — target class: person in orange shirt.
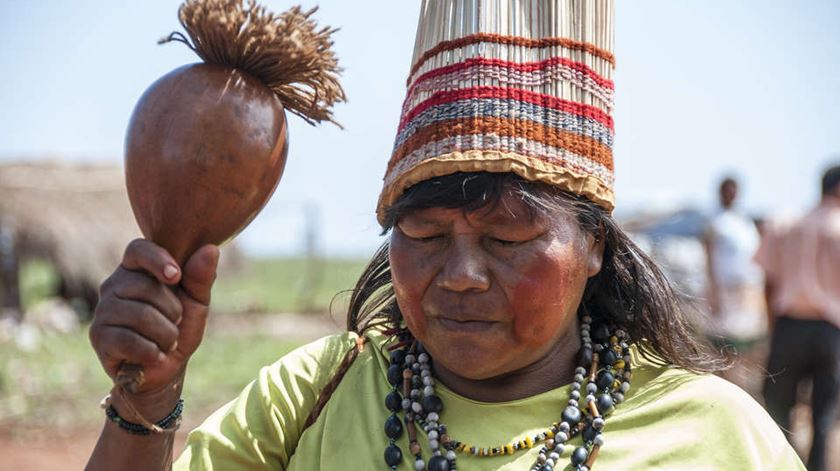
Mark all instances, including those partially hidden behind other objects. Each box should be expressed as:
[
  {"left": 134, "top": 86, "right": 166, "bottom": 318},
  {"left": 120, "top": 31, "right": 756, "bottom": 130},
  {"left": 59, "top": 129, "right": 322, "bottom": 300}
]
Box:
[{"left": 755, "top": 164, "right": 840, "bottom": 471}]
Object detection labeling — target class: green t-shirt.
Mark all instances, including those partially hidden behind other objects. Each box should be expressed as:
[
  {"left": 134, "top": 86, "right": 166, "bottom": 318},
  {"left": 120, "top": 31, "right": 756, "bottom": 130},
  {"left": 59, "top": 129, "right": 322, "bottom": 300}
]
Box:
[{"left": 174, "top": 331, "right": 805, "bottom": 470}]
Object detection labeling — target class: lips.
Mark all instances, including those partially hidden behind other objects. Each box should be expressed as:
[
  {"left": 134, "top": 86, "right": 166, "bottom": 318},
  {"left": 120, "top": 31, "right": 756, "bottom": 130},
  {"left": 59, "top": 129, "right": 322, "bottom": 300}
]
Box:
[{"left": 435, "top": 317, "right": 499, "bottom": 334}]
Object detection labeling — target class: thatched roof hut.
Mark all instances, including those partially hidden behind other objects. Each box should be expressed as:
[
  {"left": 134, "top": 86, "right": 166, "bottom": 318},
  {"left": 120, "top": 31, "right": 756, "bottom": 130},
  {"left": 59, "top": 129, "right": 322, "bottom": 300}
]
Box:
[{"left": 0, "top": 161, "right": 242, "bottom": 317}]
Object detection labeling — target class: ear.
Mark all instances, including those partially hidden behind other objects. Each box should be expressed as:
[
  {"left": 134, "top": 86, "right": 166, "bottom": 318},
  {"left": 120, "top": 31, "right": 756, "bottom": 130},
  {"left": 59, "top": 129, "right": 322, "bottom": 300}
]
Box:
[{"left": 586, "top": 227, "right": 606, "bottom": 278}]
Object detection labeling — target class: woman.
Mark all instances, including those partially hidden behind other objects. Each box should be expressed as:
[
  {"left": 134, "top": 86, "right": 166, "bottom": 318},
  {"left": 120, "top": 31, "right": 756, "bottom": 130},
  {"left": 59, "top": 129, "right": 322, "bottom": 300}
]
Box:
[{"left": 87, "top": 1, "right": 805, "bottom": 470}]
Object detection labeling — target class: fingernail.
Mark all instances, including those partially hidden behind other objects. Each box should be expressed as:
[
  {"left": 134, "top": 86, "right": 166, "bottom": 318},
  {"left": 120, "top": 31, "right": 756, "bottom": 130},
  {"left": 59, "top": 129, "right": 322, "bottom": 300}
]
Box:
[
  {"left": 169, "top": 341, "right": 179, "bottom": 353},
  {"left": 175, "top": 316, "right": 183, "bottom": 326},
  {"left": 164, "top": 265, "right": 178, "bottom": 280},
  {"left": 157, "top": 352, "right": 167, "bottom": 362}
]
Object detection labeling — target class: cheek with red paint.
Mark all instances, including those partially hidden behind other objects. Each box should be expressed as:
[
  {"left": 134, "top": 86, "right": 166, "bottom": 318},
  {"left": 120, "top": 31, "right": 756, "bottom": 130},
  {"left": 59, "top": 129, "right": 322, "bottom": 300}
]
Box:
[{"left": 509, "top": 246, "right": 586, "bottom": 346}]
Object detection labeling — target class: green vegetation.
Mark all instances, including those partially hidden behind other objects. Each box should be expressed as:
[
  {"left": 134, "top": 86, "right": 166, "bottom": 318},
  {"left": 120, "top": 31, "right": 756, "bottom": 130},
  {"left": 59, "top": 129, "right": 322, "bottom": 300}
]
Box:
[
  {"left": 19, "top": 259, "right": 60, "bottom": 311},
  {"left": 0, "top": 329, "right": 301, "bottom": 436},
  {"left": 14, "top": 256, "right": 368, "bottom": 316},
  {"left": 212, "top": 257, "right": 368, "bottom": 314},
  {"left": 1, "top": 255, "right": 366, "bottom": 437}
]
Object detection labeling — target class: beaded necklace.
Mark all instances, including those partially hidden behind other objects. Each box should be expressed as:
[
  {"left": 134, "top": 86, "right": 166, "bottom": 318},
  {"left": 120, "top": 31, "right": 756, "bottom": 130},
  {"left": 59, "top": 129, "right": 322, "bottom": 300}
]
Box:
[{"left": 383, "top": 315, "right": 632, "bottom": 471}]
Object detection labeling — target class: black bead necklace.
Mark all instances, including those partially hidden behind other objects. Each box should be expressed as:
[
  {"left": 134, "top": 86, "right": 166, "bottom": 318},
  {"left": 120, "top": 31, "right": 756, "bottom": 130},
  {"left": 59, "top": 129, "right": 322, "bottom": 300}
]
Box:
[{"left": 383, "top": 315, "right": 632, "bottom": 471}]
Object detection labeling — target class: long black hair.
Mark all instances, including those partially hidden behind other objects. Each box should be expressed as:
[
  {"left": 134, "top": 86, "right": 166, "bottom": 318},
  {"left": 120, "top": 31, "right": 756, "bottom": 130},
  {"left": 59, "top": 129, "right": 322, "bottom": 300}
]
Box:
[{"left": 346, "top": 171, "right": 728, "bottom": 373}]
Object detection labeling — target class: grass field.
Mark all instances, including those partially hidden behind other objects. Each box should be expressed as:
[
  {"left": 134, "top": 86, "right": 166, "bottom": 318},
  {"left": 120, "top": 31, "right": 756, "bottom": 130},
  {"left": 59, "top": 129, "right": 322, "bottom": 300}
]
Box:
[
  {"left": 0, "top": 255, "right": 368, "bottom": 437},
  {"left": 0, "top": 328, "right": 303, "bottom": 436},
  {"left": 211, "top": 256, "right": 369, "bottom": 314}
]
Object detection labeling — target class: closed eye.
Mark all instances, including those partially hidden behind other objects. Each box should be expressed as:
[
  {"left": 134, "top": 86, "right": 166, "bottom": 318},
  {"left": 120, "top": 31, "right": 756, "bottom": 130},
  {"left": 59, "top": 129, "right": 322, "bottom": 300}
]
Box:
[{"left": 488, "top": 237, "right": 526, "bottom": 246}]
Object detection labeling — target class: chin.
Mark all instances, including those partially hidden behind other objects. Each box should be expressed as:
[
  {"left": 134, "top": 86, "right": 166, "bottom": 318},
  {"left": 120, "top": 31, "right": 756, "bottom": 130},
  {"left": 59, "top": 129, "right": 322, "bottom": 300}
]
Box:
[{"left": 423, "top": 335, "right": 511, "bottom": 380}]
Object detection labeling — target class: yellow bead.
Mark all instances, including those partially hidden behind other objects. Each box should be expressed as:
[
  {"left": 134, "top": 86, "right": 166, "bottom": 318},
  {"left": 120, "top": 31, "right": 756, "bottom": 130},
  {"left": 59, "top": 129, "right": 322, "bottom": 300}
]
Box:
[
  {"left": 610, "top": 335, "right": 618, "bottom": 344},
  {"left": 505, "top": 444, "right": 514, "bottom": 455},
  {"left": 615, "top": 360, "right": 625, "bottom": 369},
  {"left": 525, "top": 436, "right": 534, "bottom": 448},
  {"left": 545, "top": 429, "right": 555, "bottom": 438},
  {"left": 613, "top": 379, "right": 622, "bottom": 389}
]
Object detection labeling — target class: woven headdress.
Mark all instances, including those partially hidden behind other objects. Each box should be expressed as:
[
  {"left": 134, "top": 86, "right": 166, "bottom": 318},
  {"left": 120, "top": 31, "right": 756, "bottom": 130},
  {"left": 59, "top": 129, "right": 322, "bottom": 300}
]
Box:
[{"left": 377, "top": 0, "right": 615, "bottom": 223}]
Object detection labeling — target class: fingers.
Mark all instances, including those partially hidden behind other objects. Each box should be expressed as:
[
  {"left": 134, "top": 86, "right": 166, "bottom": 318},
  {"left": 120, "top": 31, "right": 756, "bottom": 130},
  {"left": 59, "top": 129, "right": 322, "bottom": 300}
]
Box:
[
  {"left": 91, "top": 325, "right": 166, "bottom": 370},
  {"left": 111, "top": 270, "right": 183, "bottom": 325},
  {"left": 121, "top": 238, "right": 181, "bottom": 285},
  {"left": 94, "top": 296, "right": 179, "bottom": 354},
  {"left": 181, "top": 245, "right": 220, "bottom": 306}
]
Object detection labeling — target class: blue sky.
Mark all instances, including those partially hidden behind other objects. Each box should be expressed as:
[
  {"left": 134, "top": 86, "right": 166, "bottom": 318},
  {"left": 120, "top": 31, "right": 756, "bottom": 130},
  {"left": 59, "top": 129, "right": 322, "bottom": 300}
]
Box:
[{"left": 1, "top": 1, "right": 838, "bottom": 256}]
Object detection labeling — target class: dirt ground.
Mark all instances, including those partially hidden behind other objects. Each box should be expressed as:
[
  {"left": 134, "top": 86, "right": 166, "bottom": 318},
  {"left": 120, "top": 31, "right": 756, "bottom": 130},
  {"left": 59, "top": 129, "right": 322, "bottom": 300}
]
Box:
[{"left": 2, "top": 314, "right": 838, "bottom": 470}]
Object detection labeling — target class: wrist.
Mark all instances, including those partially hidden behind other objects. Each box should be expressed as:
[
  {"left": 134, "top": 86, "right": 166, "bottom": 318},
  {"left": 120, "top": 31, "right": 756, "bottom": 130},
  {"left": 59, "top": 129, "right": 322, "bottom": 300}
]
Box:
[{"left": 110, "top": 373, "right": 185, "bottom": 422}]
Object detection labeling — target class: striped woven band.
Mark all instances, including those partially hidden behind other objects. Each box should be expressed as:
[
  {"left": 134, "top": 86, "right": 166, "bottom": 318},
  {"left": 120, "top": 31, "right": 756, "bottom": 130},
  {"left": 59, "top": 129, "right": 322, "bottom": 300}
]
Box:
[{"left": 378, "top": 0, "right": 616, "bottom": 223}]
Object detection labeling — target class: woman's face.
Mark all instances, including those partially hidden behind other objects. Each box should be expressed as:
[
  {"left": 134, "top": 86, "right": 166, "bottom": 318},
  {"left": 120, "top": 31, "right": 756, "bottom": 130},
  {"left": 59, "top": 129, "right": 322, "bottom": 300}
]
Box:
[{"left": 389, "top": 191, "right": 604, "bottom": 380}]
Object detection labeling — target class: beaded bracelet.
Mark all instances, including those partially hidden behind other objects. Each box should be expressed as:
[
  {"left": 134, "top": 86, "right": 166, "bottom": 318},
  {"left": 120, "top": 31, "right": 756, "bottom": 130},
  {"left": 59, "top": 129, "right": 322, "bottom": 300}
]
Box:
[{"left": 103, "top": 396, "right": 184, "bottom": 435}]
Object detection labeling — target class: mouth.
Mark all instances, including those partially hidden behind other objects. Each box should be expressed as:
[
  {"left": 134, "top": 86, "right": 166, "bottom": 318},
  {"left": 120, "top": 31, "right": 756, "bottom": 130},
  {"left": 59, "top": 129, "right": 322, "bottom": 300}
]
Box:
[{"left": 435, "top": 317, "right": 499, "bottom": 333}]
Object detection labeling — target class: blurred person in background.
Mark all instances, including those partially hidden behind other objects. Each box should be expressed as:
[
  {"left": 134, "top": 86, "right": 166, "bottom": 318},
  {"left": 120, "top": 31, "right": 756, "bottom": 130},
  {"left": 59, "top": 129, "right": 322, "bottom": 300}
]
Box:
[
  {"left": 703, "top": 177, "right": 767, "bottom": 384},
  {"left": 755, "top": 164, "right": 840, "bottom": 471}
]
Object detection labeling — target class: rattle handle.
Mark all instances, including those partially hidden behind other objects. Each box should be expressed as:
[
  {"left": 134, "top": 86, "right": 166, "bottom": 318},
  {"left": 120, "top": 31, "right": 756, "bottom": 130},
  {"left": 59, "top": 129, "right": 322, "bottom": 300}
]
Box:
[{"left": 115, "top": 362, "right": 145, "bottom": 394}]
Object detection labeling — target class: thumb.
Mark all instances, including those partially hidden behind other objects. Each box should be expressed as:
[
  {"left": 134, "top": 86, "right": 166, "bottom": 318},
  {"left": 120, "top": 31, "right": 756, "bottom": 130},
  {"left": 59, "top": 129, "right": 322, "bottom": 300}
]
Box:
[
  {"left": 181, "top": 244, "right": 220, "bottom": 306},
  {"left": 174, "top": 245, "right": 219, "bottom": 356}
]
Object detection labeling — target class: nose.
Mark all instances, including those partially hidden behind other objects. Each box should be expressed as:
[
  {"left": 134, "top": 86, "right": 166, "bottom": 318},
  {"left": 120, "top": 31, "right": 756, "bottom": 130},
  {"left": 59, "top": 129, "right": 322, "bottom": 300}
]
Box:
[{"left": 435, "top": 237, "right": 491, "bottom": 293}]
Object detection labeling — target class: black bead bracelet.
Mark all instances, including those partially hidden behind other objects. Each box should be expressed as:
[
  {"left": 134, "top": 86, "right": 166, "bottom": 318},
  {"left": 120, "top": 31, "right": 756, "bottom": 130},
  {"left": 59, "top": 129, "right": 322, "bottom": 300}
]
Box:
[{"left": 105, "top": 399, "right": 184, "bottom": 435}]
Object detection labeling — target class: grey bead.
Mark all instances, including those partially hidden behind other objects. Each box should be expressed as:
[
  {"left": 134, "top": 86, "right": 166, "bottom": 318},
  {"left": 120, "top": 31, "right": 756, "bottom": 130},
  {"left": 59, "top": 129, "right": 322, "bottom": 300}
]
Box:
[
  {"left": 574, "top": 373, "right": 585, "bottom": 383},
  {"left": 587, "top": 383, "right": 598, "bottom": 394},
  {"left": 428, "top": 430, "right": 439, "bottom": 440},
  {"left": 411, "top": 402, "right": 423, "bottom": 413},
  {"left": 568, "top": 399, "right": 578, "bottom": 407},
  {"left": 613, "top": 392, "right": 625, "bottom": 403},
  {"left": 580, "top": 466, "right": 590, "bottom": 471},
  {"left": 405, "top": 354, "right": 416, "bottom": 365},
  {"left": 421, "top": 369, "right": 431, "bottom": 378},
  {"left": 570, "top": 390, "right": 581, "bottom": 400},
  {"left": 446, "top": 450, "right": 456, "bottom": 460},
  {"left": 429, "top": 439, "right": 439, "bottom": 450},
  {"left": 594, "top": 434, "right": 605, "bottom": 446},
  {"left": 594, "top": 344, "right": 604, "bottom": 352},
  {"left": 418, "top": 353, "right": 430, "bottom": 363},
  {"left": 544, "top": 457, "right": 555, "bottom": 467},
  {"left": 414, "top": 459, "right": 426, "bottom": 470},
  {"left": 593, "top": 417, "right": 605, "bottom": 430},
  {"left": 582, "top": 315, "right": 592, "bottom": 323},
  {"left": 402, "top": 398, "right": 412, "bottom": 410},
  {"left": 575, "top": 366, "right": 587, "bottom": 375},
  {"left": 555, "top": 431, "right": 568, "bottom": 443},
  {"left": 571, "top": 383, "right": 581, "bottom": 391},
  {"left": 559, "top": 422, "right": 570, "bottom": 433},
  {"left": 586, "top": 394, "right": 596, "bottom": 404},
  {"left": 424, "top": 385, "right": 435, "bottom": 396},
  {"left": 537, "top": 453, "right": 547, "bottom": 463},
  {"left": 621, "top": 381, "right": 630, "bottom": 393},
  {"left": 423, "top": 376, "right": 434, "bottom": 386},
  {"left": 553, "top": 443, "right": 565, "bottom": 454},
  {"left": 426, "top": 412, "right": 439, "bottom": 422},
  {"left": 549, "top": 452, "right": 560, "bottom": 461}
]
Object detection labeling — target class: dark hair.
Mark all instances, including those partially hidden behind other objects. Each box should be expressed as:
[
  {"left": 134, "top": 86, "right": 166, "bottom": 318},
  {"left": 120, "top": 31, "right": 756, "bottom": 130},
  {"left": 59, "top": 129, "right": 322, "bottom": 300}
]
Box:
[
  {"left": 822, "top": 164, "right": 840, "bottom": 196},
  {"left": 347, "top": 172, "right": 728, "bottom": 373},
  {"left": 719, "top": 176, "right": 737, "bottom": 191}
]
